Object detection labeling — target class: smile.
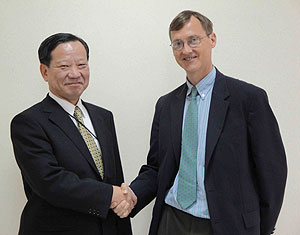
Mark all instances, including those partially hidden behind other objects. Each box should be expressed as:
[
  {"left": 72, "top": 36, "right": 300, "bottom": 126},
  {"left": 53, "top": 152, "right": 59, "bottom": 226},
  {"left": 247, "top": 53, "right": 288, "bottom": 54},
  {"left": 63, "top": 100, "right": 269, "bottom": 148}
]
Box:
[
  {"left": 65, "top": 82, "right": 83, "bottom": 85},
  {"left": 183, "top": 56, "right": 197, "bottom": 61}
]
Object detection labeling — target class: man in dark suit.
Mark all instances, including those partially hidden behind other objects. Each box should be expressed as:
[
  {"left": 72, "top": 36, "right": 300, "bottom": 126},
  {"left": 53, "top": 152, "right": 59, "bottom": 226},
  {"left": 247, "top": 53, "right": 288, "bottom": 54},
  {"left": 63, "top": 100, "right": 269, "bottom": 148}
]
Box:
[
  {"left": 10, "top": 33, "right": 136, "bottom": 235},
  {"left": 122, "top": 10, "right": 287, "bottom": 235}
]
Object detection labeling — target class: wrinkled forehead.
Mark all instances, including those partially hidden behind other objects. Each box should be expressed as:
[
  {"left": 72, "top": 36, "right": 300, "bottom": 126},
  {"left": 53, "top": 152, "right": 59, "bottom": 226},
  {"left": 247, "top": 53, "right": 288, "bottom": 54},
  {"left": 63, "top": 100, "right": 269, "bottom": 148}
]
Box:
[{"left": 50, "top": 41, "right": 88, "bottom": 65}]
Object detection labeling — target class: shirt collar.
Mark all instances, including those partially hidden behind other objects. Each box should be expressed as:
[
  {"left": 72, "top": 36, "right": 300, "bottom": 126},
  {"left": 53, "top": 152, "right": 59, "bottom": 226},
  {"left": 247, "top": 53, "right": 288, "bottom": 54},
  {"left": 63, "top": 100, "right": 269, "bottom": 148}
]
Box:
[
  {"left": 49, "top": 92, "right": 86, "bottom": 117},
  {"left": 186, "top": 66, "right": 216, "bottom": 100}
]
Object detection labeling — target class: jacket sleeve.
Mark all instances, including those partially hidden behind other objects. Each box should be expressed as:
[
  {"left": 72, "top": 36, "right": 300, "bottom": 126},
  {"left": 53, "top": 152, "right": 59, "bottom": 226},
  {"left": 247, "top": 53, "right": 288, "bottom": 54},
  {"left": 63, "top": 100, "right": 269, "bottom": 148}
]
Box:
[
  {"left": 130, "top": 97, "right": 164, "bottom": 215},
  {"left": 10, "top": 113, "right": 113, "bottom": 218},
  {"left": 247, "top": 89, "right": 287, "bottom": 235}
]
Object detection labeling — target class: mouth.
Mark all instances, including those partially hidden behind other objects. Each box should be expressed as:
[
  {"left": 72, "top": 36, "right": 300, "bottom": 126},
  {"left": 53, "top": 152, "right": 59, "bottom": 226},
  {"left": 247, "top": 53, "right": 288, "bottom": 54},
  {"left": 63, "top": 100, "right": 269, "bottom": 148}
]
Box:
[
  {"left": 65, "top": 81, "right": 83, "bottom": 85},
  {"left": 183, "top": 56, "right": 197, "bottom": 61}
]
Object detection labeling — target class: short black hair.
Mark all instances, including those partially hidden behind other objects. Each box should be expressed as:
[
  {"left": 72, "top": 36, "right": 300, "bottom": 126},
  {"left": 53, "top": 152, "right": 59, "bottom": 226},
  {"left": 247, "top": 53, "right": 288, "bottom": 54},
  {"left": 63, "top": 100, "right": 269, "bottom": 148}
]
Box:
[{"left": 38, "top": 33, "right": 89, "bottom": 67}]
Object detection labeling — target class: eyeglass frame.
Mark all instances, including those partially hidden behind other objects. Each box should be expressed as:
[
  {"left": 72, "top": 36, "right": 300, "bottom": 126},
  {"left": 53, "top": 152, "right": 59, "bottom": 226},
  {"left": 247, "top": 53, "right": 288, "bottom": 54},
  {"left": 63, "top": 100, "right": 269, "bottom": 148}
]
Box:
[{"left": 170, "top": 34, "right": 210, "bottom": 51}]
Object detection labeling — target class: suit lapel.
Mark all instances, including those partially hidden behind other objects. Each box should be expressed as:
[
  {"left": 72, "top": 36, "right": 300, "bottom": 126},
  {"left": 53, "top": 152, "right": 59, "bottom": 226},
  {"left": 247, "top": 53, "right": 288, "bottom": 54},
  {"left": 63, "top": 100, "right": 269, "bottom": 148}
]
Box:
[
  {"left": 42, "top": 95, "right": 100, "bottom": 176},
  {"left": 170, "top": 84, "right": 187, "bottom": 167},
  {"left": 205, "top": 70, "right": 230, "bottom": 168}
]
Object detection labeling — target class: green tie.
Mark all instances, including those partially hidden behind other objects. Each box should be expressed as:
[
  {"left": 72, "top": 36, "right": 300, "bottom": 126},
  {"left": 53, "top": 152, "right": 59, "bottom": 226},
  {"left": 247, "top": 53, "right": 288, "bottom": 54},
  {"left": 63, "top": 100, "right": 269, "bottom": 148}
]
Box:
[
  {"left": 74, "top": 106, "right": 104, "bottom": 179},
  {"left": 177, "top": 86, "right": 198, "bottom": 209}
]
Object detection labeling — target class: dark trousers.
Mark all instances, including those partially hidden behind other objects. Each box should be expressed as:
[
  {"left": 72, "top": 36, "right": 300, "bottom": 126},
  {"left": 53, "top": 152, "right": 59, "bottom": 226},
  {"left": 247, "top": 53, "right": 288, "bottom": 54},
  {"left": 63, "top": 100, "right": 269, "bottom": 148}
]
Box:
[{"left": 157, "top": 205, "right": 213, "bottom": 235}]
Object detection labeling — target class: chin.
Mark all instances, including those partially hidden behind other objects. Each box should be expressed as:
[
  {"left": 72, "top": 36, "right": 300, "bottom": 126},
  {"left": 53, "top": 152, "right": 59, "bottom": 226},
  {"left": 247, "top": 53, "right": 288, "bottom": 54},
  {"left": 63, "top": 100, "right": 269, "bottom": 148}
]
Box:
[{"left": 185, "top": 67, "right": 200, "bottom": 74}]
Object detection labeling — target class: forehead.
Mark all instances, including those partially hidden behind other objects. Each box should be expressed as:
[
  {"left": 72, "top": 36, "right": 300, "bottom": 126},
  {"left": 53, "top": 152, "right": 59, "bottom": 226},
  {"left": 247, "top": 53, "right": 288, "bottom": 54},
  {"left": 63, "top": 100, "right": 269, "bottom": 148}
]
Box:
[
  {"left": 51, "top": 41, "right": 87, "bottom": 60},
  {"left": 170, "top": 16, "right": 205, "bottom": 40}
]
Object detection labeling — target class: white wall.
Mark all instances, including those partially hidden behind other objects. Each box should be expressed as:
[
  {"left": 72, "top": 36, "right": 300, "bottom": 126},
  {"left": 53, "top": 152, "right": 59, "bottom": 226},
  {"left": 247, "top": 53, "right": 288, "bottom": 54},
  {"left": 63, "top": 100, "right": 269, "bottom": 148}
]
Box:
[{"left": 1, "top": 0, "right": 299, "bottom": 234}]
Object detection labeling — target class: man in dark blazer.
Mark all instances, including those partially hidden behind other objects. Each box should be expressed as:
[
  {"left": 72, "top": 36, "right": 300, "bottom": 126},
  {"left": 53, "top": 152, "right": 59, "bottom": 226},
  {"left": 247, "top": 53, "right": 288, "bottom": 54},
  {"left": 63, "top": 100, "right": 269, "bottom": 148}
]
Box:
[
  {"left": 10, "top": 33, "right": 136, "bottom": 235},
  {"left": 127, "top": 11, "right": 287, "bottom": 235}
]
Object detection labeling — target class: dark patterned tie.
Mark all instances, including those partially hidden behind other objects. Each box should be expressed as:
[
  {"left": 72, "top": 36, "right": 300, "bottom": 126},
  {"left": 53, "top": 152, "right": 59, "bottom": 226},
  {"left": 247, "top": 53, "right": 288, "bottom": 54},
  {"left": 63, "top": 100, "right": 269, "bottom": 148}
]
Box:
[{"left": 74, "top": 106, "right": 104, "bottom": 179}]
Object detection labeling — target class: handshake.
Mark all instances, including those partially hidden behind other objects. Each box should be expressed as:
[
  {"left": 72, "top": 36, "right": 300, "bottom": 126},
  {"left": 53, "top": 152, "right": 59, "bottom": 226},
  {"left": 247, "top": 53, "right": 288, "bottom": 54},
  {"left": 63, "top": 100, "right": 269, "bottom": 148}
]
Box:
[{"left": 110, "top": 183, "right": 137, "bottom": 218}]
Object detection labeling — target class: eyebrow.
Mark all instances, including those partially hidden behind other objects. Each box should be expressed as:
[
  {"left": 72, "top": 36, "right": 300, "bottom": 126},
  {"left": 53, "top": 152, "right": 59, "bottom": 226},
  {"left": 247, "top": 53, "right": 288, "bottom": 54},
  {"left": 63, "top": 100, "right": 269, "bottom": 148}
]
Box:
[
  {"left": 172, "top": 35, "right": 200, "bottom": 42},
  {"left": 54, "top": 60, "right": 68, "bottom": 64},
  {"left": 54, "top": 58, "right": 87, "bottom": 64}
]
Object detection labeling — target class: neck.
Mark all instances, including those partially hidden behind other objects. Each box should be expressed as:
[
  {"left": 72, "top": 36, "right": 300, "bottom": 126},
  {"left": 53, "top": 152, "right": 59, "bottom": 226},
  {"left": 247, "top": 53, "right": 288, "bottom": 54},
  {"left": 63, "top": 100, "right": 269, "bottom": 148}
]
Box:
[
  {"left": 49, "top": 91, "right": 79, "bottom": 106},
  {"left": 187, "top": 64, "right": 213, "bottom": 85}
]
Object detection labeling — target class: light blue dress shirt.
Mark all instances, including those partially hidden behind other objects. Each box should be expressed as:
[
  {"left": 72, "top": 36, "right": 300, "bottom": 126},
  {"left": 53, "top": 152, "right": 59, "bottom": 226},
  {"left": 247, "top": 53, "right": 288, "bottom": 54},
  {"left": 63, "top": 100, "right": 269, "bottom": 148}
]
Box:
[{"left": 165, "top": 66, "right": 216, "bottom": 219}]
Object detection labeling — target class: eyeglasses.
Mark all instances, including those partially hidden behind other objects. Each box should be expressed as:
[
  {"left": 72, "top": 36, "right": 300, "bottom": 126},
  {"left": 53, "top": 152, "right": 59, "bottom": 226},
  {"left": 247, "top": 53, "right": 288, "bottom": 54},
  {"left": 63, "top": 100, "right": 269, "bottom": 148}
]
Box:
[{"left": 170, "top": 35, "right": 208, "bottom": 51}]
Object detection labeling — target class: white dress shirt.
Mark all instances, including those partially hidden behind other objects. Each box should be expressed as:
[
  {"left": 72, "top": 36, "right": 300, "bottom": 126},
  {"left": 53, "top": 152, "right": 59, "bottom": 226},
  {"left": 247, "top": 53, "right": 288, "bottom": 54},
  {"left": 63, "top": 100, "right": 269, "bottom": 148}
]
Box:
[{"left": 49, "top": 92, "right": 101, "bottom": 150}]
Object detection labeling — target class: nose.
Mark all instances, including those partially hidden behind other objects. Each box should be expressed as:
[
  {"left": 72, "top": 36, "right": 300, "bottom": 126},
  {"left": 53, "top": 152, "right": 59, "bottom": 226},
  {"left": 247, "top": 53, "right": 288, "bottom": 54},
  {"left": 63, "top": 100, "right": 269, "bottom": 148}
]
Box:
[
  {"left": 68, "top": 66, "right": 81, "bottom": 78},
  {"left": 182, "top": 42, "right": 193, "bottom": 53}
]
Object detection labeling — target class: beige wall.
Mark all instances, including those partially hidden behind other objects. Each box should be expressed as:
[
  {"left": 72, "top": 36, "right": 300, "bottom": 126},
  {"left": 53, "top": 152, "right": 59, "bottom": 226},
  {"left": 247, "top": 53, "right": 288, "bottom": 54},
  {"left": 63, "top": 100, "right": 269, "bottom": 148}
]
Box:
[{"left": 1, "top": 0, "right": 299, "bottom": 234}]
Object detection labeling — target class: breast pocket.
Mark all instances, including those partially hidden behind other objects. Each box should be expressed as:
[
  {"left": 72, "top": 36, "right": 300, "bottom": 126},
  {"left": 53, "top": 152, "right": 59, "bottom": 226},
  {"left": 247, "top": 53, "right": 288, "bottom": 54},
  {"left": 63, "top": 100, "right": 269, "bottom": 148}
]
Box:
[{"left": 217, "top": 125, "right": 246, "bottom": 147}]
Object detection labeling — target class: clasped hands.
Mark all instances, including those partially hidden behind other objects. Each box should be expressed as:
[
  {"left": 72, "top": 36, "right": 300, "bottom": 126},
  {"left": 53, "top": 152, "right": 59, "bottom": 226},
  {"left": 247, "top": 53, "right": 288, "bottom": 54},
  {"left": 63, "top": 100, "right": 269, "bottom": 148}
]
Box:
[{"left": 110, "top": 183, "right": 137, "bottom": 218}]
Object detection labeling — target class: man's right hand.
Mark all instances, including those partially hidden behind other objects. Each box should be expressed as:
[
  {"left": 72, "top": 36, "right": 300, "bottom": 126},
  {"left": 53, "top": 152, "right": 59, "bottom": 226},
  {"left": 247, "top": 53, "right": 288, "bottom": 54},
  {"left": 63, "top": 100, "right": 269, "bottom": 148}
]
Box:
[{"left": 110, "top": 183, "right": 137, "bottom": 218}]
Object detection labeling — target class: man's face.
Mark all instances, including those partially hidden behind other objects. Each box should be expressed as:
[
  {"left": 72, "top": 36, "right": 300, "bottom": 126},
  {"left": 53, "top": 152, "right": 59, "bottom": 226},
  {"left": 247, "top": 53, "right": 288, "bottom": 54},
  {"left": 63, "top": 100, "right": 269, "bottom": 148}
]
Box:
[
  {"left": 40, "top": 41, "right": 90, "bottom": 105},
  {"left": 170, "top": 16, "right": 216, "bottom": 80}
]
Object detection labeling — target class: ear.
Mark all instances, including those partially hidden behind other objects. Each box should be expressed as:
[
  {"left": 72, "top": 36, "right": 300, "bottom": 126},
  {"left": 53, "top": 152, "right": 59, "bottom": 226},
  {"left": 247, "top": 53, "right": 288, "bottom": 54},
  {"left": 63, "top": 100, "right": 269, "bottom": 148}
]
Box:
[
  {"left": 172, "top": 48, "right": 177, "bottom": 56},
  {"left": 170, "top": 32, "right": 178, "bottom": 56},
  {"left": 40, "top": 64, "right": 49, "bottom": 82},
  {"left": 209, "top": 32, "right": 217, "bottom": 48}
]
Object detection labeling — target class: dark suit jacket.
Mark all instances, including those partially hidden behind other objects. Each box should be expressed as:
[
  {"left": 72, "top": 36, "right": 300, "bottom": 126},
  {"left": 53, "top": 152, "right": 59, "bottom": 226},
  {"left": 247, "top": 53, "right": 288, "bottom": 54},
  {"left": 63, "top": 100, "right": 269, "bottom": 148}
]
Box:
[
  {"left": 11, "top": 95, "right": 132, "bottom": 235},
  {"left": 130, "top": 69, "right": 287, "bottom": 235}
]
